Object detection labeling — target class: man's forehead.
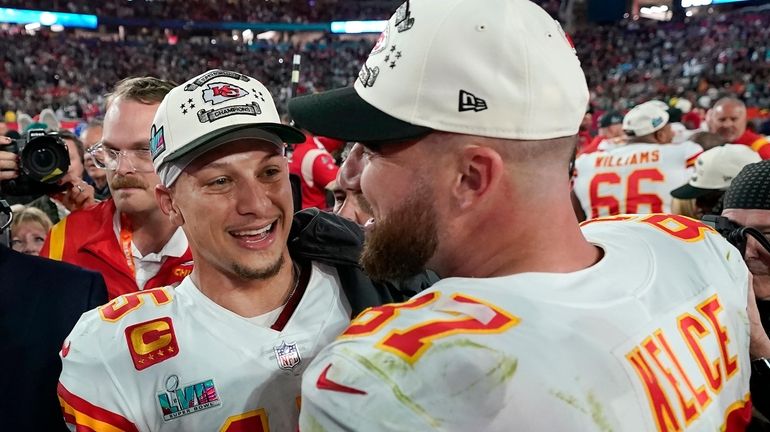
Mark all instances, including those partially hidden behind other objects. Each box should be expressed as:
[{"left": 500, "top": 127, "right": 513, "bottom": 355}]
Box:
[
  {"left": 723, "top": 208, "right": 770, "bottom": 227},
  {"left": 715, "top": 104, "right": 746, "bottom": 116}
]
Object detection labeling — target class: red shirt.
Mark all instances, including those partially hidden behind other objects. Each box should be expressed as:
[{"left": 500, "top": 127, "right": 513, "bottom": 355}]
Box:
[
  {"left": 734, "top": 129, "right": 770, "bottom": 160},
  {"left": 41, "top": 200, "right": 193, "bottom": 299},
  {"left": 288, "top": 136, "right": 340, "bottom": 210}
]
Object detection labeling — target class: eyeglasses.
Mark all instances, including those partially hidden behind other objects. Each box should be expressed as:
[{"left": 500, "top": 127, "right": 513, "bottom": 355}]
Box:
[{"left": 87, "top": 143, "right": 155, "bottom": 173}]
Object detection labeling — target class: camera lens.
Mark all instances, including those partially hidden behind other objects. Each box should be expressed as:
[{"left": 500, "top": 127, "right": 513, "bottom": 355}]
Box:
[
  {"left": 21, "top": 135, "right": 70, "bottom": 183},
  {"left": 29, "top": 148, "right": 57, "bottom": 173}
]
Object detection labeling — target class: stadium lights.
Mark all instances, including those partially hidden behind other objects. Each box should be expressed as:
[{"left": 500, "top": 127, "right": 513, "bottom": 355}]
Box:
[
  {"left": 330, "top": 20, "right": 387, "bottom": 34},
  {"left": 0, "top": 7, "right": 97, "bottom": 29},
  {"left": 681, "top": 0, "right": 712, "bottom": 7}
]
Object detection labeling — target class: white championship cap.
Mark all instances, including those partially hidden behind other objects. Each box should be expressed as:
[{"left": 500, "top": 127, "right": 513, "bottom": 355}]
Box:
[
  {"left": 150, "top": 69, "right": 305, "bottom": 186},
  {"left": 288, "top": 0, "right": 589, "bottom": 142},
  {"left": 623, "top": 103, "right": 670, "bottom": 137}
]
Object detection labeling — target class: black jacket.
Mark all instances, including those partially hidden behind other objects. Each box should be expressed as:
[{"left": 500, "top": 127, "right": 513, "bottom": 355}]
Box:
[
  {"left": 288, "top": 209, "right": 438, "bottom": 316},
  {"left": 0, "top": 245, "right": 108, "bottom": 432}
]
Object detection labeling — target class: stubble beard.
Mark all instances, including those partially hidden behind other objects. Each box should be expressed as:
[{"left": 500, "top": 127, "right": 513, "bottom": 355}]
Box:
[{"left": 232, "top": 253, "right": 285, "bottom": 281}]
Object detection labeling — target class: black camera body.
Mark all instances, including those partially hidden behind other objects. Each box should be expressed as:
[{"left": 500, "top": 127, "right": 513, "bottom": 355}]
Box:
[
  {"left": 701, "top": 215, "right": 748, "bottom": 256},
  {"left": 0, "top": 129, "right": 70, "bottom": 196}
]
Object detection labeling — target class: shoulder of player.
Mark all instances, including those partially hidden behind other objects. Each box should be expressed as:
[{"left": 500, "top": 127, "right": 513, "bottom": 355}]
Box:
[
  {"left": 64, "top": 286, "right": 178, "bottom": 366},
  {"left": 75, "top": 286, "right": 177, "bottom": 341},
  {"left": 59, "top": 200, "right": 113, "bottom": 225}
]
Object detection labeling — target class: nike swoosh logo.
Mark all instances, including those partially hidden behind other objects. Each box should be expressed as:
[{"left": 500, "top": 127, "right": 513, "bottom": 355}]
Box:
[
  {"left": 316, "top": 364, "right": 367, "bottom": 395},
  {"left": 61, "top": 341, "right": 71, "bottom": 358}
]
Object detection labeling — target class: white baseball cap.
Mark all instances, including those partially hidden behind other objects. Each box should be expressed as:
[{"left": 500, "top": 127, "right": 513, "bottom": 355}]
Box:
[
  {"left": 670, "top": 144, "right": 762, "bottom": 199},
  {"left": 288, "top": 0, "right": 589, "bottom": 142},
  {"left": 151, "top": 69, "right": 305, "bottom": 186},
  {"left": 623, "top": 103, "right": 670, "bottom": 137}
]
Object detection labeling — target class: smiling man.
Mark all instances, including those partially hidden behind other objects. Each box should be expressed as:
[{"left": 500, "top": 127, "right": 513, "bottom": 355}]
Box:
[
  {"left": 56, "top": 70, "right": 431, "bottom": 432},
  {"left": 288, "top": 0, "right": 763, "bottom": 430}
]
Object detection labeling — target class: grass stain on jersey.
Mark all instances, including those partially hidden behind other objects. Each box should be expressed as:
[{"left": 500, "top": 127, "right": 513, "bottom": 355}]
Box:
[
  {"left": 345, "top": 349, "right": 440, "bottom": 428},
  {"left": 586, "top": 391, "right": 613, "bottom": 432},
  {"left": 432, "top": 339, "right": 518, "bottom": 383},
  {"left": 551, "top": 390, "right": 613, "bottom": 432}
]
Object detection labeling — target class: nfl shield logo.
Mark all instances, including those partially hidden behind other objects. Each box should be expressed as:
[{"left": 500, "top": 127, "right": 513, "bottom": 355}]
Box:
[{"left": 274, "top": 341, "right": 301, "bottom": 370}]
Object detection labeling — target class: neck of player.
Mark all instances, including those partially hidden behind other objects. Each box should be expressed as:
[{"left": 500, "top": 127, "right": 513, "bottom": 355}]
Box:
[
  {"left": 190, "top": 250, "right": 298, "bottom": 318},
  {"left": 126, "top": 209, "right": 179, "bottom": 256}
]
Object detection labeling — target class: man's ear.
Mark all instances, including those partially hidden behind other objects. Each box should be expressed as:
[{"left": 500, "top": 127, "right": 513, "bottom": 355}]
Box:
[
  {"left": 451, "top": 146, "right": 504, "bottom": 211},
  {"left": 155, "top": 185, "right": 184, "bottom": 226}
]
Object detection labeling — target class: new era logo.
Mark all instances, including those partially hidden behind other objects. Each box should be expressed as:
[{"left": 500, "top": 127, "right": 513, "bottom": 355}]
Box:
[{"left": 458, "top": 90, "right": 487, "bottom": 112}]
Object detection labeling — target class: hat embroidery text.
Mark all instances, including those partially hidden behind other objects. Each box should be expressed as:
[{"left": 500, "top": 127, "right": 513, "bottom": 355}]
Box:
[
  {"left": 184, "top": 70, "right": 250, "bottom": 91},
  {"left": 358, "top": 64, "right": 380, "bottom": 88},
  {"left": 197, "top": 102, "right": 262, "bottom": 124},
  {"left": 150, "top": 125, "right": 166, "bottom": 160},
  {"left": 202, "top": 82, "right": 249, "bottom": 106},
  {"left": 459, "top": 90, "right": 488, "bottom": 112},
  {"left": 394, "top": 0, "right": 415, "bottom": 32},
  {"left": 651, "top": 117, "right": 664, "bottom": 128}
]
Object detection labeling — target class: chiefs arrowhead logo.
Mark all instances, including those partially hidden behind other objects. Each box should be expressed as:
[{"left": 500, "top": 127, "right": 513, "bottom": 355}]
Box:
[
  {"left": 316, "top": 364, "right": 367, "bottom": 395},
  {"left": 202, "top": 82, "right": 249, "bottom": 106}
]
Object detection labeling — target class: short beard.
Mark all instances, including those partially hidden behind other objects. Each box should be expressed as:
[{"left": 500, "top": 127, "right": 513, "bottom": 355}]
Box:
[
  {"left": 360, "top": 183, "right": 438, "bottom": 281},
  {"left": 231, "top": 254, "right": 284, "bottom": 281}
]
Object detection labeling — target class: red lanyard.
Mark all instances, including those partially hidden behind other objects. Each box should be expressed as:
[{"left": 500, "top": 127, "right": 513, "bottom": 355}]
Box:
[{"left": 119, "top": 213, "right": 136, "bottom": 276}]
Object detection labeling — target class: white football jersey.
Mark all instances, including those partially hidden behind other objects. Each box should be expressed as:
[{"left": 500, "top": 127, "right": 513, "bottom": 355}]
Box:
[
  {"left": 300, "top": 215, "right": 751, "bottom": 432},
  {"left": 59, "top": 262, "right": 351, "bottom": 432},
  {"left": 573, "top": 142, "right": 702, "bottom": 218}
]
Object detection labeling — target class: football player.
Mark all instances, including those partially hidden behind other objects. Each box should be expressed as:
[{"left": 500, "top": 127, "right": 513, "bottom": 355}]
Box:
[{"left": 288, "top": 0, "right": 765, "bottom": 430}]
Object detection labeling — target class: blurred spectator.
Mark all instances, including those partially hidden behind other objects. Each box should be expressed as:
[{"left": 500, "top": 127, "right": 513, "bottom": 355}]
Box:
[
  {"left": 330, "top": 143, "right": 373, "bottom": 225},
  {"left": 689, "top": 130, "right": 729, "bottom": 151},
  {"left": 40, "top": 77, "right": 192, "bottom": 299},
  {"left": 707, "top": 98, "right": 770, "bottom": 159},
  {"left": 671, "top": 144, "right": 761, "bottom": 218},
  {"left": 580, "top": 110, "right": 625, "bottom": 155},
  {"left": 80, "top": 121, "right": 110, "bottom": 200},
  {"left": 9, "top": 205, "right": 53, "bottom": 255},
  {"left": 289, "top": 134, "right": 342, "bottom": 209}
]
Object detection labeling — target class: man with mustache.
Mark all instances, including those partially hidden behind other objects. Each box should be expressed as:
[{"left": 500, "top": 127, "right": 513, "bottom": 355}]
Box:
[
  {"left": 707, "top": 97, "right": 770, "bottom": 160},
  {"left": 41, "top": 78, "right": 192, "bottom": 299},
  {"left": 289, "top": 0, "right": 767, "bottom": 430}
]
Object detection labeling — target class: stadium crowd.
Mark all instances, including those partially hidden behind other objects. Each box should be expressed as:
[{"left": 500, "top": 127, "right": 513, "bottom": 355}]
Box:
[{"left": 2, "top": 4, "right": 770, "bottom": 124}]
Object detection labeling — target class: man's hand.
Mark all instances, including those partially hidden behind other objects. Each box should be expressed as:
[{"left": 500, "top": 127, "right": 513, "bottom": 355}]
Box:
[
  {"left": 52, "top": 174, "right": 97, "bottom": 212},
  {"left": 0, "top": 136, "right": 19, "bottom": 181}
]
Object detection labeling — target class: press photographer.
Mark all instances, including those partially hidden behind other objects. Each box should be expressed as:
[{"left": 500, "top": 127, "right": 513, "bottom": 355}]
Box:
[
  {"left": 0, "top": 130, "right": 96, "bottom": 220},
  {"left": 706, "top": 160, "right": 770, "bottom": 420}
]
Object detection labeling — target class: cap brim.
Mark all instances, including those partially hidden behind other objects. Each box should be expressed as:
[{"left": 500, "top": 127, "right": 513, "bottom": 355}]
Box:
[
  {"left": 288, "top": 87, "right": 433, "bottom": 143},
  {"left": 163, "top": 123, "right": 305, "bottom": 164},
  {"left": 671, "top": 183, "right": 716, "bottom": 199}
]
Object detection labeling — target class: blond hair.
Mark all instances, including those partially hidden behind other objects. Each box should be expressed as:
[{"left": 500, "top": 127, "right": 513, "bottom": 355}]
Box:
[
  {"left": 105, "top": 77, "right": 177, "bottom": 109},
  {"left": 11, "top": 206, "right": 53, "bottom": 234}
]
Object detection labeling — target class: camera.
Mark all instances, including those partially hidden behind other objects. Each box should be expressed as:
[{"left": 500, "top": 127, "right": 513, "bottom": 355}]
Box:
[
  {"left": 701, "top": 215, "right": 749, "bottom": 256},
  {"left": 0, "top": 129, "right": 69, "bottom": 196}
]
